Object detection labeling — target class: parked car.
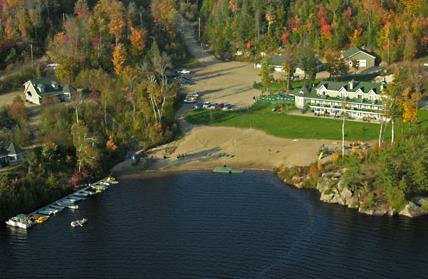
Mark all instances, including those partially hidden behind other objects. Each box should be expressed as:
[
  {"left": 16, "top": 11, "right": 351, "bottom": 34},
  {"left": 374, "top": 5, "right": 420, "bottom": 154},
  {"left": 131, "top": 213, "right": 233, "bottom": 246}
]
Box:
[
  {"left": 215, "top": 103, "right": 225, "bottom": 110},
  {"left": 193, "top": 103, "right": 202, "bottom": 110},
  {"left": 202, "top": 102, "right": 211, "bottom": 109},
  {"left": 177, "top": 69, "right": 191, "bottom": 74},
  {"left": 184, "top": 98, "right": 196, "bottom": 104},
  {"left": 424, "top": 63, "right": 428, "bottom": 67},
  {"left": 208, "top": 103, "right": 217, "bottom": 110},
  {"left": 190, "top": 92, "right": 199, "bottom": 98},
  {"left": 222, "top": 104, "right": 232, "bottom": 111}
]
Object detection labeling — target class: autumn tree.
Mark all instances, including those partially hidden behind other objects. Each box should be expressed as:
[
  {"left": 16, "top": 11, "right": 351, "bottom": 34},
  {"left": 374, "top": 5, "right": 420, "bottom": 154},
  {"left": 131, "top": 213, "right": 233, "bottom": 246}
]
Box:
[
  {"left": 112, "top": 43, "right": 126, "bottom": 75},
  {"left": 9, "top": 96, "right": 28, "bottom": 123},
  {"left": 324, "top": 49, "right": 348, "bottom": 78},
  {"left": 130, "top": 26, "right": 147, "bottom": 58},
  {"left": 151, "top": 0, "right": 178, "bottom": 33}
]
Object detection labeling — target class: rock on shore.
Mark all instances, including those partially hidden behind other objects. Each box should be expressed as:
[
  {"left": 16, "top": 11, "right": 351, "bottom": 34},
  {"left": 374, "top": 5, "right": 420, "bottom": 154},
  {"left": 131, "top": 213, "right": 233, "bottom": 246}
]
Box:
[{"left": 283, "top": 169, "right": 428, "bottom": 218}]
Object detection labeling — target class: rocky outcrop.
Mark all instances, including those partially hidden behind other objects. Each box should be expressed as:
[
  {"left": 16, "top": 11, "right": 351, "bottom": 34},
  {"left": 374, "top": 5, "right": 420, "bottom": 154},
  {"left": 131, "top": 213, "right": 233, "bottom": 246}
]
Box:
[
  {"left": 280, "top": 167, "right": 428, "bottom": 218},
  {"left": 399, "top": 202, "right": 426, "bottom": 218}
]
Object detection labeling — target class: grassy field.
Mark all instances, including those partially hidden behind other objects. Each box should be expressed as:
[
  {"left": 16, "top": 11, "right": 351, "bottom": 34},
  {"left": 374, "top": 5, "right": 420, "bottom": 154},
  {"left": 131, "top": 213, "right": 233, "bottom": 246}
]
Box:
[{"left": 186, "top": 105, "right": 428, "bottom": 141}]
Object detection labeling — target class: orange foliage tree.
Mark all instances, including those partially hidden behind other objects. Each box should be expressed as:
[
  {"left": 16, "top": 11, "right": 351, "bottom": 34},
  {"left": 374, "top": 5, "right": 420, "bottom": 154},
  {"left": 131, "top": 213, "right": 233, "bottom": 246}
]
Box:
[{"left": 112, "top": 43, "right": 126, "bottom": 75}]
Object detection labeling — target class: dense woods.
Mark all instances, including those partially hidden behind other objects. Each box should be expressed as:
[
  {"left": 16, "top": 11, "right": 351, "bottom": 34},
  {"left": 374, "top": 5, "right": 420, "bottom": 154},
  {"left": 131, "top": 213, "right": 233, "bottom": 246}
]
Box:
[
  {"left": 199, "top": 0, "right": 428, "bottom": 62},
  {"left": 0, "top": 0, "right": 186, "bottom": 221}
]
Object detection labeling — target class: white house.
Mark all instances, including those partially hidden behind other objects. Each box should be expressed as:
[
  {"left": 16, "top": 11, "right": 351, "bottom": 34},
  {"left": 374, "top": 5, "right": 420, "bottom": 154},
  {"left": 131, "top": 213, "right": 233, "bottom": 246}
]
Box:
[
  {"left": 255, "top": 54, "right": 324, "bottom": 79},
  {"left": 293, "top": 80, "right": 386, "bottom": 121},
  {"left": 7, "top": 143, "right": 24, "bottom": 164},
  {"left": 24, "top": 78, "right": 72, "bottom": 105}
]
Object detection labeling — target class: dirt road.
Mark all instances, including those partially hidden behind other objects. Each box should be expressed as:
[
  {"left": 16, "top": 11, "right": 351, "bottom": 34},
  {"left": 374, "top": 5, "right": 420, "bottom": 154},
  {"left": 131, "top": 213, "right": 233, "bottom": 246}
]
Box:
[{"left": 179, "top": 18, "right": 261, "bottom": 108}]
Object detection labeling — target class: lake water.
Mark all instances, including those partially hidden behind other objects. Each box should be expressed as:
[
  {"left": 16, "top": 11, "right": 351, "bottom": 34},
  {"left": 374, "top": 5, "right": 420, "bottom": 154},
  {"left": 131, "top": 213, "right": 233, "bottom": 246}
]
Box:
[{"left": 1, "top": 171, "right": 428, "bottom": 278}]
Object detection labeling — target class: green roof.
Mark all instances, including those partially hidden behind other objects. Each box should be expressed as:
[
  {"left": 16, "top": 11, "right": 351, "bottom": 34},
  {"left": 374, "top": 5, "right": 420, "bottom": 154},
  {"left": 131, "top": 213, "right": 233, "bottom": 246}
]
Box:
[
  {"left": 28, "top": 77, "right": 63, "bottom": 96},
  {"left": 344, "top": 47, "right": 361, "bottom": 58},
  {"left": 317, "top": 80, "right": 382, "bottom": 94}
]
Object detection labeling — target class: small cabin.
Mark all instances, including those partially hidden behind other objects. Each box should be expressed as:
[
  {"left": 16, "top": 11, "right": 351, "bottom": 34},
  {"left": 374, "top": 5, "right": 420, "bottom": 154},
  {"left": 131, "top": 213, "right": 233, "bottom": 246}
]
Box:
[{"left": 24, "top": 78, "right": 73, "bottom": 105}]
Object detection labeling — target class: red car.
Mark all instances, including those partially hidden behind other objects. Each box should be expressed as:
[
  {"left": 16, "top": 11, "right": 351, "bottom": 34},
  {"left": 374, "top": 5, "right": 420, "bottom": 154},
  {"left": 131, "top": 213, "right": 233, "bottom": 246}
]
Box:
[{"left": 215, "top": 103, "right": 224, "bottom": 110}]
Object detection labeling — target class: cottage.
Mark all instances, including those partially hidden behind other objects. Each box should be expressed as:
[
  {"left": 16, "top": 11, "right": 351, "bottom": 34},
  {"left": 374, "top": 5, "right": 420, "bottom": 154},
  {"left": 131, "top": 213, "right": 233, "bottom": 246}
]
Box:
[
  {"left": 255, "top": 54, "right": 324, "bottom": 79},
  {"left": 292, "top": 80, "right": 386, "bottom": 121},
  {"left": 7, "top": 143, "right": 24, "bottom": 164},
  {"left": 24, "top": 78, "right": 73, "bottom": 105},
  {"left": 343, "top": 47, "right": 377, "bottom": 70}
]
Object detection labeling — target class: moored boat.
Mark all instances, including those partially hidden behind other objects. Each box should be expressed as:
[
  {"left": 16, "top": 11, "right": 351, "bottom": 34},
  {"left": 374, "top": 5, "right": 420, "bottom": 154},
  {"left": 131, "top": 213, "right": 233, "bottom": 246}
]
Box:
[
  {"left": 5, "top": 214, "right": 35, "bottom": 229},
  {"left": 68, "top": 204, "right": 79, "bottom": 210}
]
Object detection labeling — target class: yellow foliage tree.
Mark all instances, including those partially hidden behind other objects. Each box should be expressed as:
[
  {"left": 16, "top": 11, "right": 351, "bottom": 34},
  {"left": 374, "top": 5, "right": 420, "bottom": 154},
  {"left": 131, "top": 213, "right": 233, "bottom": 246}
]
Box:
[
  {"left": 130, "top": 26, "right": 147, "bottom": 57},
  {"left": 401, "top": 87, "right": 421, "bottom": 123},
  {"left": 112, "top": 43, "right": 126, "bottom": 75}
]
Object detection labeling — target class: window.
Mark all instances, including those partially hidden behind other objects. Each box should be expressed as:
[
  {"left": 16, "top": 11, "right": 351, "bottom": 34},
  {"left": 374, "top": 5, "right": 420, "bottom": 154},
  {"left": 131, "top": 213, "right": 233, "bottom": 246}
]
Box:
[{"left": 27, "top": 91, "right": 32, "bottom": 97}]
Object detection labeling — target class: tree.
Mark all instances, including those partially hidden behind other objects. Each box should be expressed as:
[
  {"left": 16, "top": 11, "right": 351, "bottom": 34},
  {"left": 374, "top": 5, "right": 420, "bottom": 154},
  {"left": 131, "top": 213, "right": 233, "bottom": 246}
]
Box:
[
  {"left": 71, "top": 122, "right": 101, "bottom": 173},
  {"left": 130, "top": 26, "right": 147, "bottom": 58},
  {"left": 108, "top": 0, "right": 126, "bottom": 45},
  {"left": 112, "top": 43, "right": 126, "bottom": 75},
  {"left": 324, "top": 49, "right": 348, "bottom": 78},
  {"left": 297, "top": 43, "right": 318, "bottom": 83},
  {"left": 9, "top": 96, "right": 28, "bottom": 123},
  {"left": 151, "top": 0, "right": 178, "bottom": 33},
  {"left": 282, "top": 45, "right": 298, "bottom": 90},
  {"left": 383, "top": 82, "right": 402, "bottom": 144},
  {"left": 259, "top": 57, "right": 273, "bottom": 92},
  {"left": 403, "top": 32, "right": 417, "bottom": 61}
]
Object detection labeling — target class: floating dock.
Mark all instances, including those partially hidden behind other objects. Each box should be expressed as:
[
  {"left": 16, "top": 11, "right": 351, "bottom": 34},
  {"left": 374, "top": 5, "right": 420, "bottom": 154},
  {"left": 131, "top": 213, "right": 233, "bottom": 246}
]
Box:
[{"left": 212, "top": 167, "right": 244, "bottom": 174}]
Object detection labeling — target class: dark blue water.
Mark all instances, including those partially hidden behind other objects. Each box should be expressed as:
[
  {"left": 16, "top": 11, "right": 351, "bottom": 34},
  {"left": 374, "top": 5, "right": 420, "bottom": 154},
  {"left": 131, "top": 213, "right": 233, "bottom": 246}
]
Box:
[{"left": 1, "top": 171, "right": 428, "bottom": 278}]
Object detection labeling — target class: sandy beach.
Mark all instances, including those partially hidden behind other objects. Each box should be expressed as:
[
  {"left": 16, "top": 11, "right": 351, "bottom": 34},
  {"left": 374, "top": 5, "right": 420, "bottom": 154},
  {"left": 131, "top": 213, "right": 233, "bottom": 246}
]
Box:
[{"left": 112, "top": 125, "right": 342, "bottom": 176}]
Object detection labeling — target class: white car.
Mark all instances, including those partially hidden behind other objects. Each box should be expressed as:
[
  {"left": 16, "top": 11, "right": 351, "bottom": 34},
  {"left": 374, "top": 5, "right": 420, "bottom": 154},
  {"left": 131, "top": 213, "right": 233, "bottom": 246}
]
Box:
[
  {"left": 222, "top": 104, "right": 232, "bottom": 111},
  {"left": 190, "top": 92, "right": 199, "bottom": 98},
  {"left": 177, "top": 69, "right": 191, "bottom": 74},
  {"left": 424, "top": 63, "right": 428, "bottom": 67},
  {"left": 202, "top": 102, "right": 211, "bottom": 109}
]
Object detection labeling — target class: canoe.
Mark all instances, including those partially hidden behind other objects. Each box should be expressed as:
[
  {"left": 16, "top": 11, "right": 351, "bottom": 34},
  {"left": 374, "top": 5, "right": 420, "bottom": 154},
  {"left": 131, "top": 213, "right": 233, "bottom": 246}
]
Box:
[{"left": 212, "top": 167, "right": 244, "bottom": 174}]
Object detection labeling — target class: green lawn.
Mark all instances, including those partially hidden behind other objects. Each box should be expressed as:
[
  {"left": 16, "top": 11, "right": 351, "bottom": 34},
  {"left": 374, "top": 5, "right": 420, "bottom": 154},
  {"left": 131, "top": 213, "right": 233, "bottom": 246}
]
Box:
[{"left": 186, "top": 105, "right": 428, "bottom": 141}]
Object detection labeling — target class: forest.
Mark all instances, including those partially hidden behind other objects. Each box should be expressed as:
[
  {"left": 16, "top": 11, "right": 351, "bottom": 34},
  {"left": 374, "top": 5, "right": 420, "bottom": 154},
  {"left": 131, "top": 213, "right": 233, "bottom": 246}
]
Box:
[
  {"left": 0, "top": 0, "right": 185, "bottom": 221},
  {"left": 199, "top": 0, "right": 428, "bottom": 62}
]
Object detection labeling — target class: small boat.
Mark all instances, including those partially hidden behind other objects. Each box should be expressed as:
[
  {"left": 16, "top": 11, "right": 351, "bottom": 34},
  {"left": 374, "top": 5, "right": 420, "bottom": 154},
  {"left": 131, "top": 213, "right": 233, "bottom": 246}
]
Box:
[
  {"left": 95, "top": 189, "right": 102, "bottom": 193},
  {"left": 74, "top": 191, "right": 89, "bottom": 197},
  {"left": 35, "top": 216, "right": 49, "bottom": 224},
  {"left": 70, "top": 218, "right": 87, "bottom": 227},
  {"left": 5, "top": 214, "right": 35, "bottom": 229},
  {"left": 68, "top": 204, "right": 79, "bottom": 210},
  {"left": 49, "top": 205, "right": 64, "bottom": 211},
  {"left": 212, "top": 166, "right": 244, "bottom": 174}
]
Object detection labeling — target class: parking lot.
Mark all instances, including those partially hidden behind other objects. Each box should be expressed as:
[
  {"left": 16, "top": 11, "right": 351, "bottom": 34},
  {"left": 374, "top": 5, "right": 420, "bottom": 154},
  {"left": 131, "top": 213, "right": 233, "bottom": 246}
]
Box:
[{"left": 179, "top": 18, "right": 262, "bottom": 109}]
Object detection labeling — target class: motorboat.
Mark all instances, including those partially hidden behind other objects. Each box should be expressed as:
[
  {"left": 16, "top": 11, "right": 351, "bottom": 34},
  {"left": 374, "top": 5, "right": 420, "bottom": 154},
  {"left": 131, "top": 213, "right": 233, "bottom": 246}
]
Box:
[
  {"left": 68, "top": 204, "right": 79, "bottom": 210},
  {"left": 5, "top": 214, "right": 35, "bottom": 229},
  {"left": 70, "top": 218, "right": 87, "bottom": 227}
]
